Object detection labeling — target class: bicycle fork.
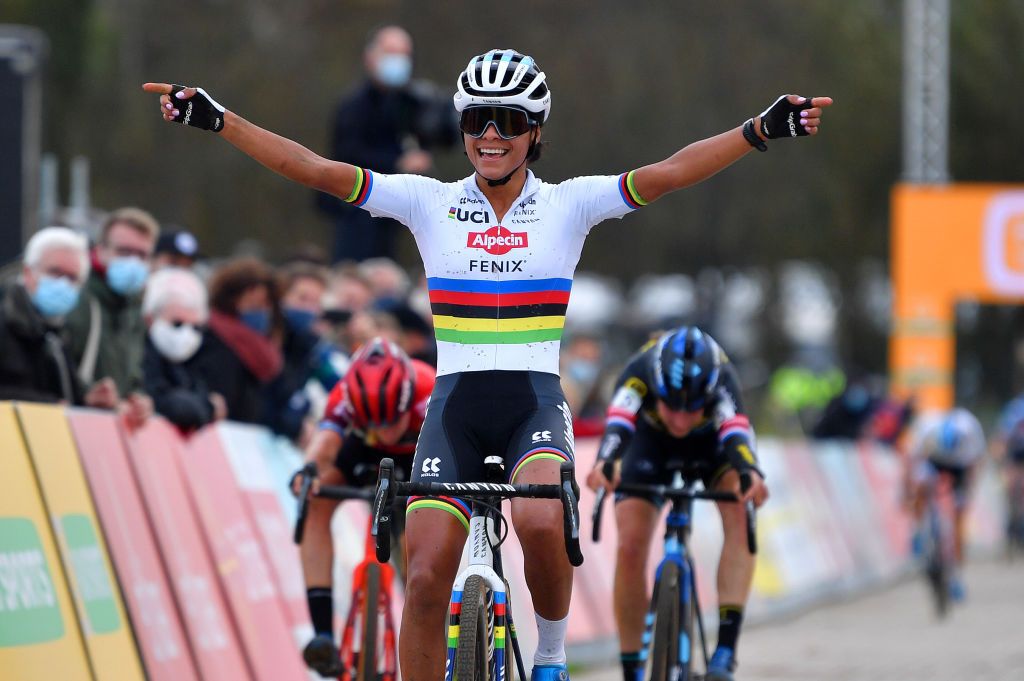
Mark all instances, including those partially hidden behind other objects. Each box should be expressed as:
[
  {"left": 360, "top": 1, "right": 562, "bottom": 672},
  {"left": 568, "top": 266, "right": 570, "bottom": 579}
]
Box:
[{"left": 445, "top": 511, "right": 514, "bottom": 681}]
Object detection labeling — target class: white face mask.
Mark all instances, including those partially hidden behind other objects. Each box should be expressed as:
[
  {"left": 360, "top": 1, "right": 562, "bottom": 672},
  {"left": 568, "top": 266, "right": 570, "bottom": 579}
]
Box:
[{"left": 149, "top": 317, "right": 203, "bottom": 363}]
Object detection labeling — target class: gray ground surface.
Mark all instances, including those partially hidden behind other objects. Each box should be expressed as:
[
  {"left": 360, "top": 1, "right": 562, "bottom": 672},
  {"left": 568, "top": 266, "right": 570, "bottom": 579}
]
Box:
[{"left": 576, "top": 559, "right": 1024, "bottom": 681}]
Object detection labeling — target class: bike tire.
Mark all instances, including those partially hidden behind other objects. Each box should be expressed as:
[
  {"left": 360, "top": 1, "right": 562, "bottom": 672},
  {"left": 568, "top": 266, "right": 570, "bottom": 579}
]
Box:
[
  {"left": 923, "top": 508, "right": 950, "bottom": 619},
  {"left": 650, "top": 561, "right": 681, "bottom": 681},
  {"left": 456, "top": 574, "right": 490, "bottom": 681},
  {"left": 358, "top": 563, "right": 381, "bottom": 681}
]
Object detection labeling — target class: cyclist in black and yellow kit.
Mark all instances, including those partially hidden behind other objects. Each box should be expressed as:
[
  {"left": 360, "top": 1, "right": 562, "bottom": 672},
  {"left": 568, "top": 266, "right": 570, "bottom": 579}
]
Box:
[{"left": 586, "top": 327, "right": 767, "bottom": 681}]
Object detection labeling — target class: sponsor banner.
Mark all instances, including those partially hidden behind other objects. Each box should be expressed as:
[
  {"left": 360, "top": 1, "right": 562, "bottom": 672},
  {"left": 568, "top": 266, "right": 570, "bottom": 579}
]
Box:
[
  {"left": 184, "top": 426, "right": 310, "bottom": 681},
  {"left": 16, "top": 403, "right": 145, "bottom": 681},
  {"left": 0, "top": 403, "right": 90, "bottom": 679},
  {"left": 69, "top": 409, "right": 199, "bottom": 681},
  {"left": 201, "top": 422, "right": 312, "bottom": 645},
  {"left": 126, "top": 419, "right": 252, "bottom": 680}
]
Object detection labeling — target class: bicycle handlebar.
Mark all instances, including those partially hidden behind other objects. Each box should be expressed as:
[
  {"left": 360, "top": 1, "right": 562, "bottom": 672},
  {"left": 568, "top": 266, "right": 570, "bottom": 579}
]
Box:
[
  {"left": 292, "top": 466, "right": 376, "bottom": 545},
  {"left": 591, "top": 471, "right": 758, "bottom": 555},
  {"left": 372, "top": 458, "right": 584, "bottom": 567}
]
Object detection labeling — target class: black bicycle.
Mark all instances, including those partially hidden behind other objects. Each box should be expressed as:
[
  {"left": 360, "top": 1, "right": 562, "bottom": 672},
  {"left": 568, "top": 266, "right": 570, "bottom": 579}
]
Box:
[
  {"left": 592, "top": 460, "right": 756, "bottom": 681},
  {"left": 373, "top": 456, "right": 584, "bottom": 681}
]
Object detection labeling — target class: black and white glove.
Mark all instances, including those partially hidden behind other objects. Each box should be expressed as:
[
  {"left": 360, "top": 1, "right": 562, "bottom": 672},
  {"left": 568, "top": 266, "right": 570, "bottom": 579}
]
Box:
[
  {"left": 170, "top": 85, "right": 226, "bottom": 132},
  {"left": 758, "top": 95, "right": 816, "bottom": 139}
]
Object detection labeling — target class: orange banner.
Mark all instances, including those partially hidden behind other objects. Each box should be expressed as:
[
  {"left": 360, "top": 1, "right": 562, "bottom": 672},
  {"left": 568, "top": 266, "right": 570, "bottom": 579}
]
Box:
[{"left": 891, "top": 183, "right": 1024, "bottom": 408}]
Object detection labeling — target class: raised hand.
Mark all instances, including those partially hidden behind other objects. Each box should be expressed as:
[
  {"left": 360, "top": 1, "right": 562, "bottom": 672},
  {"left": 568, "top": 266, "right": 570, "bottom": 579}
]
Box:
[
  {"left": 142, "top": 82, "right": 226, "bottom": 132},
  {"left": 758, "top": 94, "right": 834, "bottom": 138}
]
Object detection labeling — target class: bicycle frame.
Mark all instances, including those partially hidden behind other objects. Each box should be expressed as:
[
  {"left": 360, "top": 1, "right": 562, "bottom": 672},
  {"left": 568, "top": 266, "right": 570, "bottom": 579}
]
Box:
[
  {"left": 293, "top": 474, "right": 400, "bottom": 681},
  {"left": 643, "top": 471, "right": 704, "bottom": 675},
  {"left": 338, "top": 516, "right": 398, "bottom": 681},
  {"left": 592, "top": 464, "right": 754, "bottom": 681},
  {"left": 372, "top": 456, "right": 583, "bottom": 681},
  {"left": 445, "top": 497, "right": 523, "bottom": 681}
]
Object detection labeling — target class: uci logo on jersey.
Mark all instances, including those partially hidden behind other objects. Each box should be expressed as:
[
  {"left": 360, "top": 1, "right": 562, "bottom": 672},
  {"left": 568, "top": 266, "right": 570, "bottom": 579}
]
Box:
[
  {"left": 467, "top": 226, "right": 529, "bottom": 256},
  {"left": 448, "top": 207, "right": 491, "bottom": 223}
]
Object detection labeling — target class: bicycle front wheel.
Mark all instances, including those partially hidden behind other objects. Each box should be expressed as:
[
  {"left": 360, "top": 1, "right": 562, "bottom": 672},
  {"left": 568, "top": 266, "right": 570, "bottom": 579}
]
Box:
[
  {"left": 922, "top": 507, "right": 950, "bottom": 619},
  {"left": 650, "top": 561, "right": 683, "bottom": 681},
  {"left": 358, "top": 563, "right": 381, "bottom": 681},
  {"left": 456, "top": 575, "right": 490, "bottom": 681}
]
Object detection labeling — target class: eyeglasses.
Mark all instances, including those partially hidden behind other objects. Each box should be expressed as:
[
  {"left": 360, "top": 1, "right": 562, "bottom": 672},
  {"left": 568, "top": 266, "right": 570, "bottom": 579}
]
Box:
[
  {"left": 107, "top": 244, "right": 152, "bottom": 260},
  {"left": 459, "top": 106, "right": 535, "bottom": 140},
  {"left": 166, "top": 319, "right": 205, "bottom": 332},
  {"left": 38, "top": 266, "right": 81, "bottom": 282}
]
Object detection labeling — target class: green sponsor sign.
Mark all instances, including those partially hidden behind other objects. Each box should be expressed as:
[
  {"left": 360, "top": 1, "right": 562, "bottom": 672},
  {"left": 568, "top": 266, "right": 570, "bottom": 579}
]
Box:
[
  {"left": 0, "top": 517, "right": 65, "bottom": 646},
  {"left": 60, "top": 515, "right": 120, "bottom": 635}
]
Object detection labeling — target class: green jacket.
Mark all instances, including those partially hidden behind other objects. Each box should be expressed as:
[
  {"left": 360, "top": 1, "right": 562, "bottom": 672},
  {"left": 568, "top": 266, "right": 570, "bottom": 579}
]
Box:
[{"left": 65, "top": 271, "right": 146, "bottom": 395}]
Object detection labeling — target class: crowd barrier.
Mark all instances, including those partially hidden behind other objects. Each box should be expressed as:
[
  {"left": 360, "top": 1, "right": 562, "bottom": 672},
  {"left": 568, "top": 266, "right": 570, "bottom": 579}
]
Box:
[{"left": 0, "top": 402, "right": 1004, "bottom": 678}]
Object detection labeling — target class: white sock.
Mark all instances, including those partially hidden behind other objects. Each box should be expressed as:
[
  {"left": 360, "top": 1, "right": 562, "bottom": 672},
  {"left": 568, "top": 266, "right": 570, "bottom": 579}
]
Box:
[{"left": 533, "top": 613, "right": 569, "bottom": 665}]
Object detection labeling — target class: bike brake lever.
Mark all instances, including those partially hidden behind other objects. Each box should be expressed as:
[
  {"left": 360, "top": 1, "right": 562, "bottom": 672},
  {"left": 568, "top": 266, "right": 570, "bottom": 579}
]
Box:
[
  {"left": 738, "top": 470, "right": 757, "bottom": 554},
  {"left": 373, "top": 459, "right": 395, "bottom": 563},
  {"left": 592, "top": 487, "right": 607, "bottom": 544},
  {"left": 292, "top": 464, "right": 317, "bottom": 545},
  {"left": 560, "top": 462, "right": 585, "bottom": 567}
]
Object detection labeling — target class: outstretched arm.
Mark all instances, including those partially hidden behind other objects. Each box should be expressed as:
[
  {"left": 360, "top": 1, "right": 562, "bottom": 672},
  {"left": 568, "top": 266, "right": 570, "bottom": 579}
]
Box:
[
  {"left": 630, "top": 94, "right": 834, "bottom": 204},
  {"left": 142, "top": 83, "right": 360, "bottom": 200}
]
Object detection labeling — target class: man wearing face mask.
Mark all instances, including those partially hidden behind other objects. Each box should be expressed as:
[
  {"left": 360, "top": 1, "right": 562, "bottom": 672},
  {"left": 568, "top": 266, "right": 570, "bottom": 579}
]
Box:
[
  {"left": 65, "top": 207, "right": 158, "bottom": 425},
  {"left": 0, "top": 227, "right": 119, "bottom": 408},
  {"left": 317, "top": 24, "right": 459, "bottom": 263},
  {"left": 142, "top": 268, "right": 227, "bottom": 431}
]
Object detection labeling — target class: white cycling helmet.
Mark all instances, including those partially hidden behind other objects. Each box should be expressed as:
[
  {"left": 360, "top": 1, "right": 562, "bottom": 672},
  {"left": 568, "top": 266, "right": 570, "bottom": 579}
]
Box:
[{"left": 454, "top": 49, "right": 551, "bottom": 124}]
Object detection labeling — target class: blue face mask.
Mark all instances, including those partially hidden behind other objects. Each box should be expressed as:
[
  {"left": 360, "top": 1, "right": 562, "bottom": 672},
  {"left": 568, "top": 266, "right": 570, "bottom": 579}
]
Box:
[
  {"left": 375, "top": 54, "right": 412, "bottom": 88},
  {"left": 239, "top": 309, "right": 271, "bottom": 335},
  {"left": 283, "top": 307, "right": 317, "bottom": 332},
  {"left": 567, "top": 360, "right": 599, "bottom": 386},
  {"left": 31, "top": 276, "right": 81, "bottom": 318},
  {"left": 106, "top": 256, "right": 149, "bottom": 296}
]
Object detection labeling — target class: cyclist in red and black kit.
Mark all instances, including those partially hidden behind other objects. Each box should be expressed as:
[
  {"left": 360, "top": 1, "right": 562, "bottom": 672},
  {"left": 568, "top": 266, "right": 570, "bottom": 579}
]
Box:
[
  {"left": 586, "top": 326, "right": 767, "bottom": 681},
  {"left": 292, "top": 337, "right": 434, "bottom": 676}
]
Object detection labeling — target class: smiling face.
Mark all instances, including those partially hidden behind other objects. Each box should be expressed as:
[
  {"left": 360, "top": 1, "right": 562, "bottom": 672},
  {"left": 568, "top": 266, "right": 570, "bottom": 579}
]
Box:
[{"left": 464, "top": 123, "right": 539, "bottom": 183}]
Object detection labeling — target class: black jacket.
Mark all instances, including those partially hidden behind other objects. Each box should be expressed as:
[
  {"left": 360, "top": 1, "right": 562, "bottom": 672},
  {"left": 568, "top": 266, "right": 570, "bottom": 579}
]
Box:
[
  {"left": 142, "top": 337, "right": 216, "bottom": 431},
  {"left": 191, "top": 329, "right": 265, "bottom": 425},
  {"left": 261, "top": 323, "right": 320, "bottom": 441},
  {"left": 0, "top": 282, "right": 85, "bottom": 404}
]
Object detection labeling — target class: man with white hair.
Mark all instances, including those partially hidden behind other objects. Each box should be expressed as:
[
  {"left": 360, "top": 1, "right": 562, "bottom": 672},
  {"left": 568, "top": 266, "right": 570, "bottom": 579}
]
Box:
[
  {"left": 0, "top": 227, "right": 119, "bottom": 407},
  {"left": 141, "top": 267, "right": 226, "bottom": 430}
]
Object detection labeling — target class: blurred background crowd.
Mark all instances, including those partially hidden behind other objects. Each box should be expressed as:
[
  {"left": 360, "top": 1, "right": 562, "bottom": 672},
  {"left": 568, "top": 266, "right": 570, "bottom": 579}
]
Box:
[{"left": 4, "top": 1, "right": 1024, "bottom": 446}]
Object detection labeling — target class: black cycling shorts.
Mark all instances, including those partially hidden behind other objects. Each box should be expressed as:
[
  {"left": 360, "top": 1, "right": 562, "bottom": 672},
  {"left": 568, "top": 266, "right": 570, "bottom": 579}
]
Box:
[
  {"left": 925, "top": 459, "right": 970, "bottom": 509},
  {"left": 616, "top": 417, "right": 733, "bottom": 508},
  {"left": 334, "top": 437, "right": 411, "bottom": 535},
  {"left": 408, "top": 371, "right": 574, "bottom": 530}
]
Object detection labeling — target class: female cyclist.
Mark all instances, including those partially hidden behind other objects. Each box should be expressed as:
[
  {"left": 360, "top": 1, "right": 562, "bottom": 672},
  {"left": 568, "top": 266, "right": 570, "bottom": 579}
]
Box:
[{"left": 144, "top": 49, "right": 831, "bottom": 681}]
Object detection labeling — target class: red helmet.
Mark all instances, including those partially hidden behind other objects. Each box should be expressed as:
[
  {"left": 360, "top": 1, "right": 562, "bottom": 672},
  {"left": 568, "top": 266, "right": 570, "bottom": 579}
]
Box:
[{"left": 344, "top": 337, "right": 415, "bottom": 429}]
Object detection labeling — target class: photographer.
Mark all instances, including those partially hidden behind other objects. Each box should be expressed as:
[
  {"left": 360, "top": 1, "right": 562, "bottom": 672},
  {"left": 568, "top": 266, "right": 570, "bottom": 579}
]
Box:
[{"left": 318, "top": 25, "right": 459, "bottom": 263}]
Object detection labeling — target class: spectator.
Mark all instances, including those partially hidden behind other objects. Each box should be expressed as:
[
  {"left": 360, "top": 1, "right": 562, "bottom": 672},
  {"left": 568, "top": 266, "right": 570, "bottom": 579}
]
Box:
[
  {"left": 386, "top": 302, "right": 436, "bottom": 366},
  {"left": 264, "top": 263, "right": 345, "bottom": 443},
  {"left": 560, "top": 333, "right": 610, "bottom": 435},
  {"left": 193, "top": 257, "right": 283, "bottom": 423},
  {"left": 152, "top": 228, "right": 201, "bottom": 270},
  {"left": 360, "top": 257, "right": 411, "bottom": 305},
  {"left": 326, "top": 264, "right": 374, "bottom": 314},
  {"left": 810, "top": 376, "right": 882, "bottom": 440},
  {"left": 0, "top": 227, "right": 116, "bottom": 407},
  {"left": 317, "top": 25, "right": 459, "bottom": 263},
  {"left": 141, "top": 268, "right": 226, "bottom": 431},
  {"left": 65, "top": 207, "right": 157, "bottom": 426}
]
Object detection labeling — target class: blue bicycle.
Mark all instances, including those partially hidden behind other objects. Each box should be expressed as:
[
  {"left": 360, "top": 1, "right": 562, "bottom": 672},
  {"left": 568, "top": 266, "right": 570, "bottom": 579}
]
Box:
[{"left": 592, "top": 460, "right": 756, "bottom": 681}]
